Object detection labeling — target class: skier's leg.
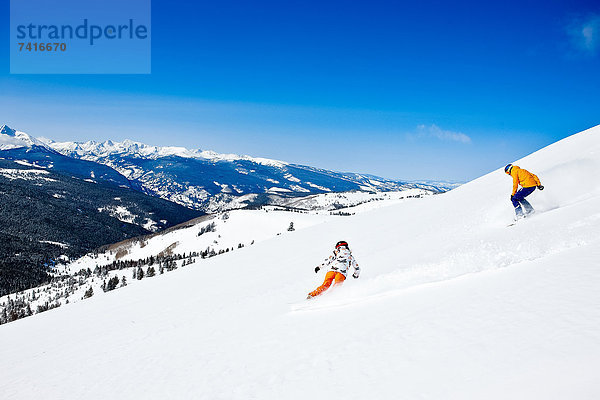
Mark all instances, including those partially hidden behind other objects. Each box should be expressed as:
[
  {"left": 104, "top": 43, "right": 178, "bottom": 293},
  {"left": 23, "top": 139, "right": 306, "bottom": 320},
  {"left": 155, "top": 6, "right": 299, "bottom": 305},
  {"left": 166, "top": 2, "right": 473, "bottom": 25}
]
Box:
[
  {"left": 515, "top": 187, "right": 536, "bottom": 215},
  {"left": 511, "top": 196, "right": 523, "bottom": 217},
  {"left": 513, "top": 186, "right": 535, "bottom": 203},
  {"left": 309, "top": 271, "right": 336, "bottom": 297},
  {"left": 332, "top": 272, "right": 346, "bottom": 287},
  {"left": 520, "top": 198, "right": 534, "bottom": 214},
  {"left": 511, "top": 194, "right": 521, "bottom": 208},
  {"left": 514, "top": 206, "right": 524, "bottom": 218},
  {"left": 512, "top": 187, "right": 535, "bottom": 217}
]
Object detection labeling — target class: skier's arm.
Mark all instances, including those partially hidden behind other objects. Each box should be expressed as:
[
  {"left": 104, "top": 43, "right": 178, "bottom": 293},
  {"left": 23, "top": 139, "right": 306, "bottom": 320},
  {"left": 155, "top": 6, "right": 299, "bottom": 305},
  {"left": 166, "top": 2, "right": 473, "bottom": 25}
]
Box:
[
  {"left": 350, "top": 255, "right": 360, "bottom": 278},
  {"left": 512, "top": 173, "right": 519, "bottom": 196},
  {"left": 315, "top": 255, "right": 333, "bottom": 273},
  {"left": 532, "top": 173, "right": 541, "bottom": 186}
]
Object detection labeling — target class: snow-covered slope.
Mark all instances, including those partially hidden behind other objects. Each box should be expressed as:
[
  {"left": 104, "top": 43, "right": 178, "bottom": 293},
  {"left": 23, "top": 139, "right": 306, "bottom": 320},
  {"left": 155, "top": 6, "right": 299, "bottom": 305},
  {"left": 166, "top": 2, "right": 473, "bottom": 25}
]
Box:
[
  {"left": 64, "top": 208, "right": 337, "bottom": 274},
  {"left": 55, "top": 189, "right": 434, "bottom": 277},
  {"left": 273, "top": 188, "right": 433, "bottom": 212},
  {"left": 0, "top": 190, "right": 432, "bottom": 308},
  {"left": 1, "top": 125, "right": 599, "bottom": 399}
]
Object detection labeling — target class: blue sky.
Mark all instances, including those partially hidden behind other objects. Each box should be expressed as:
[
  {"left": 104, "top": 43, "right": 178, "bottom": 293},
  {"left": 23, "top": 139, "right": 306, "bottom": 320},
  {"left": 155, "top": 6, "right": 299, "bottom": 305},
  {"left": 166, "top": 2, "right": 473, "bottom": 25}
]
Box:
[{"left": 1, "top": 0, "right": 599, "bottom": 181}]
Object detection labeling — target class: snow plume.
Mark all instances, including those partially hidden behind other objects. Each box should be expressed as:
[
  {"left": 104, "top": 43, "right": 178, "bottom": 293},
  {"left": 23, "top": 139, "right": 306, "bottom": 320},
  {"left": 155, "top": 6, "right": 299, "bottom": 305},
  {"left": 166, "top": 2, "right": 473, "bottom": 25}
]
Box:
[{"left": 416, "top": 124, "right": 472, "bottom": 144}]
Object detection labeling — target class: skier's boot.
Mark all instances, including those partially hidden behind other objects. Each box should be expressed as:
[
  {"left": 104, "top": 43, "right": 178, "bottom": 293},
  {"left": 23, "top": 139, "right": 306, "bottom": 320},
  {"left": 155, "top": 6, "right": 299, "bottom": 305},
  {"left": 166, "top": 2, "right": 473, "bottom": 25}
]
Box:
[
  {"left": 521, "top": 199, "right": 535, "bottom": 216},
  {"left": 513, "top": 206, "right": 525, "bottom": 222},
  {"left": 515, "top": 206, "right": 524, "bottom": 217}
]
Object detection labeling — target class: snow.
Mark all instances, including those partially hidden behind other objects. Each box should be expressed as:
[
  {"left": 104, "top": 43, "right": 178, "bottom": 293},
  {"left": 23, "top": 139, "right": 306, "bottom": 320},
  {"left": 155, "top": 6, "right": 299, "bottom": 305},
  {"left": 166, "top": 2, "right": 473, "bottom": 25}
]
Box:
[
  {"left": 277, "top": 189, "right": 432, "bottom": 212},
  {"left": 48, "top": 137, "right": 289, "bottom": 167},
  {"left": 65, "top": 209, "right": 334, "bottom": 271},
  {"left": 284, "top": 173, "right": 301, "bottom": 182},
  {"left": 267, "top": 186, "right": 292, "bottom": 193},
  {"left": 14, "top": 160, "right": 39, "bottom": 167},
  {"left": 1, "top": 125, "right": 600, "bottom": 399},
  {"left": 97, "top": 205, "right": 136, "bottom": 224},
  {"left": 142, "top": 218, "right": 160, "bottom": 232},
  {"left": 0, "top": 168, "right": 56, "bottom": 182},
  {"left": 39, "top": 240, "right": 69, "bottom": 248},
  {"left": 289, "top": 184, "right": 311, "bottom": 193},
  {"left": 305, "top": 181, "right": 330, "bottom": 191},
  {"left": 0, "top": 125, "right": 50, "bottom": 150}
]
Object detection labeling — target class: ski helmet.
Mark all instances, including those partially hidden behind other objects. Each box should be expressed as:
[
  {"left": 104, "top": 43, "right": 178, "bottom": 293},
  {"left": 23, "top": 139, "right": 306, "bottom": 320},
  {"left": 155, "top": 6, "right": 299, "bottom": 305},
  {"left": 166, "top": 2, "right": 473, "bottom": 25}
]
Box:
[
  {"left": 504, "top": 164, "right": 513, "bottom": 174},
  {"left": 335, "top": 240, "right": 349, "bottom": 249}
]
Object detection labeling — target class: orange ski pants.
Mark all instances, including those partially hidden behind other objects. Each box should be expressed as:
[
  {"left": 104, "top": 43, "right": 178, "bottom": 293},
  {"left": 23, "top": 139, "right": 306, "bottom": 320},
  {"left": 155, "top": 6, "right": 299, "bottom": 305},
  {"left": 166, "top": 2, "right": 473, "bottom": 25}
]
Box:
[{"left": 309, "top": 271, "right": 346, "bottom": 297}]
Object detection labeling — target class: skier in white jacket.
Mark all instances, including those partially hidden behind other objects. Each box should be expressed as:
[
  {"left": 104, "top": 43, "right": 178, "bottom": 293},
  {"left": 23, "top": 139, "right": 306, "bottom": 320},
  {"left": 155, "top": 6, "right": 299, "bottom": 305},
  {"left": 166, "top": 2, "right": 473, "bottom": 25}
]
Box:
[{"left": 307, "top": 240, "right": 360, "bottom": 299}]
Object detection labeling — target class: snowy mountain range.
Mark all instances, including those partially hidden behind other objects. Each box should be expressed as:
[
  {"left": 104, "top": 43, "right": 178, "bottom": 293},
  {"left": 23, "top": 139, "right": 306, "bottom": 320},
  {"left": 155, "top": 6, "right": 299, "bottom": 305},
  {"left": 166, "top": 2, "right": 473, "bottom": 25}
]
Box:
[
  {"left": 0, "top": 125, "right": 452, "bottom": 212},
  {"left": 44, "top": 137, "right": 448, "bottom": 211},
  {"left": 1, "top": 124, "right": 598, "bottom": 399}
]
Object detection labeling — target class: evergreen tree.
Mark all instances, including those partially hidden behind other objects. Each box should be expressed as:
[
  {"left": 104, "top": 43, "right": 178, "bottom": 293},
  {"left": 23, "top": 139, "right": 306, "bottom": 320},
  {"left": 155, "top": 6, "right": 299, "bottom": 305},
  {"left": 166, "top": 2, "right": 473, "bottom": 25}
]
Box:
[
  {"left": 105, "top": 276, "right": 119, "bottom": 291},
  {"left": 83, "top": 287, "right": 94, "bottom": 299},
  {"left": 146, "top": 266, "right": 156, "bottom": 277}
]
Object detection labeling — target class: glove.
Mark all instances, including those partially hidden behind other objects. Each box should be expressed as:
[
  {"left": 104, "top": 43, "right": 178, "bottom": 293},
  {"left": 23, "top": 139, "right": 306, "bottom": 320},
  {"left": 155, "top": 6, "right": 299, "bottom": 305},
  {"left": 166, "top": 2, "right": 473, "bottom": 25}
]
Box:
[
  {"left": 352, "top": 272, "right": 359, "bottom": 279},
  {"left": 314, "top": 266, "right": 320, "bottom": 273},
  {"left": 510, "top": 195, "right": 515, "bottom": 202},
  {"left": 537, "top": 185, "right": 544, "bottom": 190}
]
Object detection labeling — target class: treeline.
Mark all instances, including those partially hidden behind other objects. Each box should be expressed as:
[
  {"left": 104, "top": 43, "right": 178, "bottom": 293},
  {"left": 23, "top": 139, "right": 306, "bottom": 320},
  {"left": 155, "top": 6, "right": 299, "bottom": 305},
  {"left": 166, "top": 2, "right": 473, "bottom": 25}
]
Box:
[{"left": 0, "top": 240, "right": 254, "bottom": 326}]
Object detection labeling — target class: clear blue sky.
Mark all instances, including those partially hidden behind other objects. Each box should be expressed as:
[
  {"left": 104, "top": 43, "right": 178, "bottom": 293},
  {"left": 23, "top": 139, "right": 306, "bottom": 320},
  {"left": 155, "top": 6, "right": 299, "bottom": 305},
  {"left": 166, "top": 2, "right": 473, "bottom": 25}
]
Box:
[{"left": 1, "top": 0, "right": 599, "bottom": 181}]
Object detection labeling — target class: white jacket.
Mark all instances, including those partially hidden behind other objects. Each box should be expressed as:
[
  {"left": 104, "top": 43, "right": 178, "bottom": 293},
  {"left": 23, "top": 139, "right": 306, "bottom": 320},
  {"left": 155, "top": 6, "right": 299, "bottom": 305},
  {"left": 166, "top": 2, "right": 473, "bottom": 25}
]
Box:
[{"left": 319, "top": 247, "right": 360, "bottom": 278}]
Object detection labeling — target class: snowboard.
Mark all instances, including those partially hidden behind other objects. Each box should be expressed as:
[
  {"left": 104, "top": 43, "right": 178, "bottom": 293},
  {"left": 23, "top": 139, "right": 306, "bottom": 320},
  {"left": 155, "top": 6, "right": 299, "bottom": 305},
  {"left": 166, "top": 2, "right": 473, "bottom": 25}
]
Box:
[{"left": 507, "top": 211, "right": 536, "bottom": 227}]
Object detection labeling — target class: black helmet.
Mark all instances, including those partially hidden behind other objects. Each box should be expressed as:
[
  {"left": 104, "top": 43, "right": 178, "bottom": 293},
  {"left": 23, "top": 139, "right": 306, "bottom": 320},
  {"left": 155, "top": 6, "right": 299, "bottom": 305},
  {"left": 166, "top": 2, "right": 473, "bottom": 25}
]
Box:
[
  {"left": 504, "top": 164, "right": 513, "bottom": 174},
  {"left": 335, "top": 241, "right": 348, "bottom": 249}
]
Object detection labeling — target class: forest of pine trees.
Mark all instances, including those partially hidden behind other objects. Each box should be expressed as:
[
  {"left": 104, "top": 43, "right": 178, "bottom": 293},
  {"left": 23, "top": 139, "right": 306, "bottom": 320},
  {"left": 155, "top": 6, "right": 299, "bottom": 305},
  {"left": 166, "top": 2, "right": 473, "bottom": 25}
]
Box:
[{"left": 0, "top": 240, "right": 254, "bottom": 326}]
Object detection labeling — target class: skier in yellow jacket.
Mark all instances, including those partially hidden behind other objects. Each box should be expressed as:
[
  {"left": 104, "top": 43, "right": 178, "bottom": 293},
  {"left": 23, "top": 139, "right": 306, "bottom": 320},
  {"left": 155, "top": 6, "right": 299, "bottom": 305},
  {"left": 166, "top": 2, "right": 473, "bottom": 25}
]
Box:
[{"left": 504, "top": 164, "right": 544, "bottom": 219}]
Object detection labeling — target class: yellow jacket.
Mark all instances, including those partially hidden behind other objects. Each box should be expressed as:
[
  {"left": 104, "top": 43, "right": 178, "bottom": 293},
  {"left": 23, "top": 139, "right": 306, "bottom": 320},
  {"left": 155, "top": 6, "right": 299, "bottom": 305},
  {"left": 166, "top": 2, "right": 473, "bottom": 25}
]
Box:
[{"left": 509, "top": 166, "right": 541, "bottom": 195}]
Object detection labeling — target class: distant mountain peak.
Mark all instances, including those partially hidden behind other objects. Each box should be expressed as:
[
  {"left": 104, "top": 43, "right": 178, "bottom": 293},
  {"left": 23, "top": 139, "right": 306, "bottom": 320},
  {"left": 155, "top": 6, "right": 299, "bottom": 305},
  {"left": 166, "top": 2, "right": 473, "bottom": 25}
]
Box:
[
  {"left": 0, "top": 124, "right": 16, "bottom": 136},
  {"left": 0, "top": 124, "right": 49, "bottom": 150}
]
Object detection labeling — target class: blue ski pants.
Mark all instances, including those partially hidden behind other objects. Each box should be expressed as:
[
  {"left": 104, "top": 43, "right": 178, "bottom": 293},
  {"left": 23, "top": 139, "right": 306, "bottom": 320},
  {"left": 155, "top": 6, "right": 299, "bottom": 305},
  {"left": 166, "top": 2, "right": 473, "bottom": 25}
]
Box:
[{"left": 511, "top": 186, "right": 536, "bottom": 215}]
